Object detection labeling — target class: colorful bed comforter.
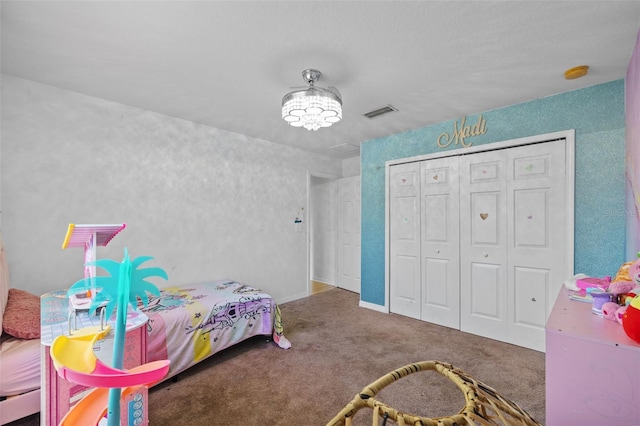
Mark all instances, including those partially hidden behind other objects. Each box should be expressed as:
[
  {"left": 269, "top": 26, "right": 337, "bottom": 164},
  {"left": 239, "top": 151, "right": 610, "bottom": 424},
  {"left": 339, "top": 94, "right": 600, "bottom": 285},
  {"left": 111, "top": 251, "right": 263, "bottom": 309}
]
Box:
[{"left": 140, "top": 279, "right": 290, "bottom": 379}]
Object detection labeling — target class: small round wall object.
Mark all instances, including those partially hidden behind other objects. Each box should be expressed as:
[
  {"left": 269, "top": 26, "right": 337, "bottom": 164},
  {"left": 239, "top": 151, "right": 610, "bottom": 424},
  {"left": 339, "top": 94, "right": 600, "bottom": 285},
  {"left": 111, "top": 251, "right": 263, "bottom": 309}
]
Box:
[{"left": 564, "top": 65, "right": 589, "bottom": 80}]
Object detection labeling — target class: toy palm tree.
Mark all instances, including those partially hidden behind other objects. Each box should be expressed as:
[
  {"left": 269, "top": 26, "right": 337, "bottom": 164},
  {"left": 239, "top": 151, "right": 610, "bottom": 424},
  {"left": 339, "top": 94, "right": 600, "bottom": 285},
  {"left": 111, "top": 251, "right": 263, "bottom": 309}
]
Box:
[{"left": 68, "top": 247, "right": 167, "bottom": 426}]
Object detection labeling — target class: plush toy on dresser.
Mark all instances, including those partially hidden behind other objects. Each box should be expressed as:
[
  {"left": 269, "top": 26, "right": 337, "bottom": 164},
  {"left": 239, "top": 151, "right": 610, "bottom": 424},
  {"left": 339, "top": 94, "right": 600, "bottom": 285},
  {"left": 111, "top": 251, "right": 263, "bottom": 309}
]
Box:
[
  {"left": 623, "top": 293, "right": 640, "bottom": 343},
  {"left": 601, "top": 301, "right": 626, "bottom": 324},
  {"left": 601, "top": 280, "right": 637, "bottom": 324},
  {"left": 620, "top": 257, "right": 640, "bottom": 343},
  {"left": 597, "top": 260, "right": 640, "bottom": 328}
]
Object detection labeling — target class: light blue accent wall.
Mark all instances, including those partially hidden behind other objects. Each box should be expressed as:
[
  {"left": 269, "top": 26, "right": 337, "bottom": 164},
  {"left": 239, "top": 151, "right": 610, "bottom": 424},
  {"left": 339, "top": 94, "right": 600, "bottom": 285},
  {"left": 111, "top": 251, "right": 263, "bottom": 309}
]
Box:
[{"left": 361, "top": 80, "right": 626, "bottom": 306}]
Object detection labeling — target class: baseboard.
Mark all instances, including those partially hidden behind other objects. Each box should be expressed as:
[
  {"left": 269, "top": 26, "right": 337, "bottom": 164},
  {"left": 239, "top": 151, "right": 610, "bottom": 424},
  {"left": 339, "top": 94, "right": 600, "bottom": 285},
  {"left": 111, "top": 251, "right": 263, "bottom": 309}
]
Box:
[
  {"left": 277, "top": 291, "right": 308, "bottom": 305},
  {"left": 358, "top": 299, "right": 388, "bottom": 313},
  {"left": 311, "top": 278, "right": 335, "bottom": 286}
]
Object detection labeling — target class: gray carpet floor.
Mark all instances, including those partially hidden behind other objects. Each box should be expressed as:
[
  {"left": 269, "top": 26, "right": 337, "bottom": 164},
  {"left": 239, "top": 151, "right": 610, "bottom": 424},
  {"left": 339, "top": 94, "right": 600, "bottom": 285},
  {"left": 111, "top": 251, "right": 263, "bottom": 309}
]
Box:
[
  {"left": 8, "top": 288, "right": 545, "bottom": 425},
  {"left": 147, "top": 288, "right": 544, "bottom": 425}
]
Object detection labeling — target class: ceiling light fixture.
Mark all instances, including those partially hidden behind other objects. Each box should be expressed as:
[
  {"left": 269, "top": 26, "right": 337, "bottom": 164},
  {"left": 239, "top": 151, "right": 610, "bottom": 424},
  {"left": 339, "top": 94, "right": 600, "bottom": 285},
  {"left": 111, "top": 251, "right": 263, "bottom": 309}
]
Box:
[{"left": 282, "top": 69, "right": 342, "bottom": 131}]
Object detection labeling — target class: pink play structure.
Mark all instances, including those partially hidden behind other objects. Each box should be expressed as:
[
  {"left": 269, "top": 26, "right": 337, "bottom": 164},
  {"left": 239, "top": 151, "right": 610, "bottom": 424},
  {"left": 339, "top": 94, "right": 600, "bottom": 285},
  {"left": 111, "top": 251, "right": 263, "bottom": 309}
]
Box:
[
  {"left": 45, "top": 223, "right": 169, "bottom": 426},
  {"left": 50, "top": 324, "right": 169, "bottom": 425},
  {"left": 62, "top": 223, "right": 126, "bottom": 303}
]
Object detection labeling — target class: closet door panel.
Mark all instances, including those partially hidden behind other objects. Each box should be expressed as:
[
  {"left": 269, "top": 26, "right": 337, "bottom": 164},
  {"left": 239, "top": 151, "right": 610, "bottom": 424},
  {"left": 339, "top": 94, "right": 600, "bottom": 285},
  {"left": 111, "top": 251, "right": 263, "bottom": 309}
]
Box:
[
  {"left": 507, "top": 141, "right": 566, "bottom": 351},
  {"left": 423, "top": 258, "right": 449, "bottom": 306},
  {"left": 513, "top": 266, "right": 548, "bottom": 326},
  {"left": 390, "top": 162, "right": 421, "bottom": 319},
  {"left": 470, "top": 192, "right": 501, "bottom": 244},
  {"left": 469, "top": 262, "right": 502, "bottom": 319},
  {"left": 460, "top": 151, "right": 508, "bottom": 341},
  {"left": 420, "top": 157, "right": 460, "bottom": 329},
  {"left": 513, "top": 189, "right": 548, "bottom": 246},
  {"left": 394, "top": 255, "right": 420, "bottom": 307}
]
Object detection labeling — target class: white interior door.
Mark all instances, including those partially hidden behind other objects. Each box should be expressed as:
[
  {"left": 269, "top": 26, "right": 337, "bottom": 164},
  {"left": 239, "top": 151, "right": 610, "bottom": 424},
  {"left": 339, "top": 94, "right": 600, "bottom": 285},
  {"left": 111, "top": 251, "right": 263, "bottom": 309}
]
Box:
[
  {"left": 309, "top": 176, "right": 338, "bottom": 286},
  {"left": 389, "top": 162, "right": 421, "bottom": 319},
  {"left": 459, "top": 150, "right": 509, "bottom": 341},
  {"left": 506, "top": 141, "right": 565, "bottom": 351},
  {"left": 420, "top": 157, "right": 460, "bottom": 328},
  {"left": 337, "top": 176, "right": 361, "bottom": 293}
]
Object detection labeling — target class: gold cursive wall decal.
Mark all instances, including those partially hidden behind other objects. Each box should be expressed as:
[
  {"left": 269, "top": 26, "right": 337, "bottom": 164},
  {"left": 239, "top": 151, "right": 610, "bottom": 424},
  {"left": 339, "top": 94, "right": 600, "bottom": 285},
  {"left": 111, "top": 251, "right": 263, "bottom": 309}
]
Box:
[{"left": 437, "top": 115, "right": 487, "bottom": 148}]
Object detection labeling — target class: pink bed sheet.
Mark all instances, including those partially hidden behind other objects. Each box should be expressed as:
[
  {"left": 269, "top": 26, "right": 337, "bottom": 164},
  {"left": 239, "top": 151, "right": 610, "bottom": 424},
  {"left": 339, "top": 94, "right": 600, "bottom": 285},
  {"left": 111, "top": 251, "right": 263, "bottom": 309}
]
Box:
[{"left": 0, "top": 334, "right": 40, "bottom": 396}]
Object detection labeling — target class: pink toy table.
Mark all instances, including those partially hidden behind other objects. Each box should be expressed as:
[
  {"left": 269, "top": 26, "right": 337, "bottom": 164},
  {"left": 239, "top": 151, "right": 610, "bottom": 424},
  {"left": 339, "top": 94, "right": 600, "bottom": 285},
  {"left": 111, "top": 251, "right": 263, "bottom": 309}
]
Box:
[
  {"left": 545, "top": 287, "right": 640, "bottom": 425},
  {"left": 40, "top": 290, "right": 148, "bottom": 426}
]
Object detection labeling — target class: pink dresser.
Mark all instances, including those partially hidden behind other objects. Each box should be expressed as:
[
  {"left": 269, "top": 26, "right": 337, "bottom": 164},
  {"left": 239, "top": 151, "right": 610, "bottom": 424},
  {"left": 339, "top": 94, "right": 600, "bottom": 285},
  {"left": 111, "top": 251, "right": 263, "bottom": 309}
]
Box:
[{"left": 545, "top": 287, "right": 640, "bottom": 425}]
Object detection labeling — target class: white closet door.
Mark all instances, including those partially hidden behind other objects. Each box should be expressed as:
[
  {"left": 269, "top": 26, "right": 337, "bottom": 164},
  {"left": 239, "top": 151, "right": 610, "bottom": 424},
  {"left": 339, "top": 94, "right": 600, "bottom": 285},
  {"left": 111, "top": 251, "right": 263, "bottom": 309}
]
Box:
[
  {"left": 459, "top": 150, "right": 508, "bottom": 341},
  {"left": 507, "top": 141, "right": 565, "bottom": 351},
  {"left": 389, "top": 162, "right": 421, "bottom": 319},
  {"left": 388, "top": 137, "right": 569, "bottom": 352},
  {"left": 337, "top": 176, "right": 361, "bottom": 294},
  {"left": 420, "top": 157, "right": 460, "bottom": 328}
]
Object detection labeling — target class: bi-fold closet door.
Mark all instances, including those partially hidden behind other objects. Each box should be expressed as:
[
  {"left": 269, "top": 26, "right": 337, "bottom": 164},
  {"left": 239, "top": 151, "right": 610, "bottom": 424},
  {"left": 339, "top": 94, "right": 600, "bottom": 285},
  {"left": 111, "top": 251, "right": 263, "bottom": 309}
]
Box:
[
  {"left": 389, "top": 156, "right": 460, "bottom": 329},
  {"left": 390, "top": 140, "right": 566, "bottom": 351}
]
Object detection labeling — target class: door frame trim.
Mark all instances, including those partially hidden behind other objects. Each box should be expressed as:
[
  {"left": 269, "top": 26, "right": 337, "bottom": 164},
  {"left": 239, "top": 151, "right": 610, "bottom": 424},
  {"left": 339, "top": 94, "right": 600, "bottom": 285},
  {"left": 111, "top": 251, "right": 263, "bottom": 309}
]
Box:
[
  {"left": 307, "top": 171, "right": 339, "bottom": 296},
  {"left": 384, "top": 129, "right": 575, "bottom": 312}
]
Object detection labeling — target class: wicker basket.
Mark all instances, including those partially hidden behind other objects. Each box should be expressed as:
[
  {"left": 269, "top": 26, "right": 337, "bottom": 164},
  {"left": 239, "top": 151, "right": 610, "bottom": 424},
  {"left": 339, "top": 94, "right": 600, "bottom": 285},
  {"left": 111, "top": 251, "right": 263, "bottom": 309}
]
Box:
[{"left": 327, "top": 360, "right": 542, "bottom": 426}]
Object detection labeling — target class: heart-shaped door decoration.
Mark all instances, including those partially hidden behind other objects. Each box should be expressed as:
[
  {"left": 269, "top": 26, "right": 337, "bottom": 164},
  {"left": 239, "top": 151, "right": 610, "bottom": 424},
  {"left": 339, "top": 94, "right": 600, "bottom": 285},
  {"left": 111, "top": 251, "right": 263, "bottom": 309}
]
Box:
[{"left": 480, "top": 213, "right": 489, "bottom": 220}]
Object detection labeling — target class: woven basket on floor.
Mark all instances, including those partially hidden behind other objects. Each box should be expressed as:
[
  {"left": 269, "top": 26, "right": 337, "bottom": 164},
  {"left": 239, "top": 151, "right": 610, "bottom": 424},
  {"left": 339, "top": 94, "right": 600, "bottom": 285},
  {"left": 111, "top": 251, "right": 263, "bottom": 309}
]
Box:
[{"left": 326, "top": 360, "right": 542, "bottom": 426}]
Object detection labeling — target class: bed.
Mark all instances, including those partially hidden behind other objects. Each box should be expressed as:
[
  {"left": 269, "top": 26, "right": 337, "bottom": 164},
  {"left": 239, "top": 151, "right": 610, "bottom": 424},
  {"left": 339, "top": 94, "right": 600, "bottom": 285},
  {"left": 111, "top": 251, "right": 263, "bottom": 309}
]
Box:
[
  {"left": 140, "top": 279, "right": 290, "bottom": 380},
  {"left": 0, "top": 235, "right": 41, "bottom": 425},
  {"left": 36, "top": 278, "right": 289, "bottom": 425},
  {"left": 3, "top": 257, "right": 290, "bottom": 425}
]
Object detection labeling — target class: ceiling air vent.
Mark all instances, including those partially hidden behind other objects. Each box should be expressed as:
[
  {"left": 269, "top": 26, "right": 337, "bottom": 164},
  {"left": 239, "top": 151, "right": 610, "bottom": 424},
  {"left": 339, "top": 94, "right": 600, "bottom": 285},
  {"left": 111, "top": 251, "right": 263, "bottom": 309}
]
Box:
[{"left": 363, "top": 105, "right": 398, "bottom": 119}]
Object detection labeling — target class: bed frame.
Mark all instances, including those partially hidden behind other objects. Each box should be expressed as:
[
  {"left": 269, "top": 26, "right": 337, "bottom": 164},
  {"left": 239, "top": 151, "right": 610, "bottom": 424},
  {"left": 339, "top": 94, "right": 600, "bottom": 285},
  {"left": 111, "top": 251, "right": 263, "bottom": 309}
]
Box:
[{"left": 0, "top": 388, "right": 40, "bottom": 425}]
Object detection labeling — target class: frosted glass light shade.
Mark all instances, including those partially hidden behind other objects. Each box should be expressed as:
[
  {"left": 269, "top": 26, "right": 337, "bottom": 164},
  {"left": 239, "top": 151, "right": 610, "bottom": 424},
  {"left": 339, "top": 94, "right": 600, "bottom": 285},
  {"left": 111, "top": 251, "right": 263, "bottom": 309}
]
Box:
[{"left": 282, "top": 87, "right": 342, "bottom": 131}]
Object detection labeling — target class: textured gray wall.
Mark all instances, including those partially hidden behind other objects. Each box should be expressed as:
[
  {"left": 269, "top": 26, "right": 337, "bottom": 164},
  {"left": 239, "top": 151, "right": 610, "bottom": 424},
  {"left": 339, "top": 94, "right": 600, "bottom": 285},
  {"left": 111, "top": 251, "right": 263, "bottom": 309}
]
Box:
[
  {"left": 342, "top": 156, "right": 360, "bottom": 178},
  {"left": 1, "top": 75, "right": 343, "bottom": 303}
]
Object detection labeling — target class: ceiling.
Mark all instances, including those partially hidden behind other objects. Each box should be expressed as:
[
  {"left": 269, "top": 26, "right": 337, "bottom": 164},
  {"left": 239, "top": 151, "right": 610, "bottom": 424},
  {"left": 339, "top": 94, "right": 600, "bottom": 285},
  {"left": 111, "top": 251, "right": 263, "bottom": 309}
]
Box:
[{"left": 2, "top": 1, "right": 639, "bottom": 159}]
